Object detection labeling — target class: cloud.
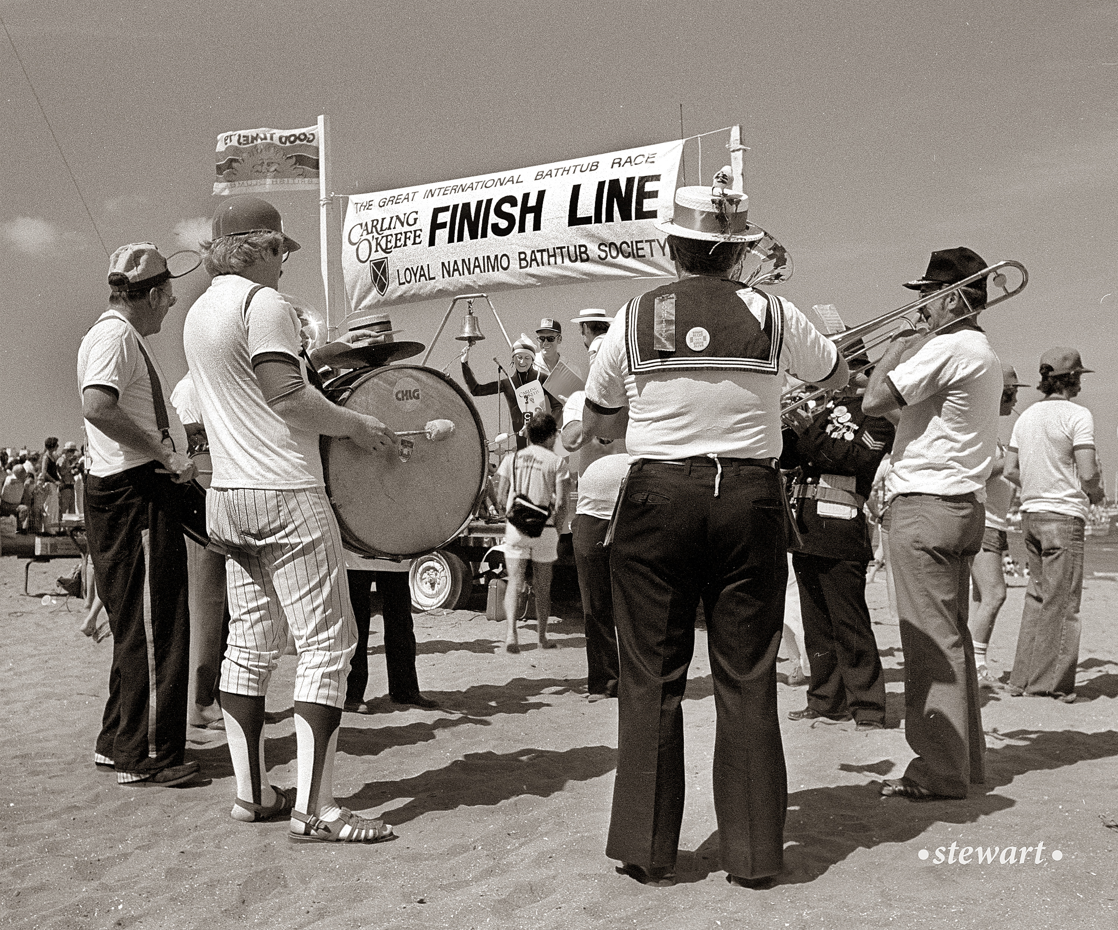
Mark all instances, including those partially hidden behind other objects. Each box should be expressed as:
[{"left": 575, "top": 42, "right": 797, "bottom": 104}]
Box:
[
  {"left": 0, "top": 216, "right": 78, "bottom": 255},
  {"left": 172, "top": 217, "right": 210, "bottom": 252}
]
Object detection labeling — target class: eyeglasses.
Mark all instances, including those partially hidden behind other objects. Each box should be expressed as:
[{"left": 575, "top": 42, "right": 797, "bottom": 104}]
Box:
[{"left": 538, "top": 334, "right": 557, "bottom": 343}]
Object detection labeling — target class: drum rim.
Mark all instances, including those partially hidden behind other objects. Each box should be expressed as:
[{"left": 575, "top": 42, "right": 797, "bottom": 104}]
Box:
[{"left": 321, "top": 364, "right": 489, "bottom": 559}]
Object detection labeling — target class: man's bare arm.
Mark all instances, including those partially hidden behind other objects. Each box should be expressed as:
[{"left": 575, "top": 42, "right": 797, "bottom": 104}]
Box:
[
  {"left": 1075, "top": 447, "right": 1105, "bottom": 505},
  {"left": 82, "top": 386, "right": 196, "bottom": 483}
]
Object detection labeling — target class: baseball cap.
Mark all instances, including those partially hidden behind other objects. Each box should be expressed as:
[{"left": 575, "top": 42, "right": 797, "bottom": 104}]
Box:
[
  {"left": 1039, "top": 347, "right": 1092, "bottom": 376},
  {"left": 107, "top": 242, "right": 200, "bottom": 292},
  {"left": 211, "top": 196, "right": 301, "bottom": 252},
  {"left": 536, "top": 318, "right": 561, "bottom": 335}
]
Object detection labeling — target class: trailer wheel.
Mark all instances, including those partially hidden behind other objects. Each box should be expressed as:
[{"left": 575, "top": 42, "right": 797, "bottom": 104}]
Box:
[{"left": 409, "top": 550, "right": 470, "bottom": 611}]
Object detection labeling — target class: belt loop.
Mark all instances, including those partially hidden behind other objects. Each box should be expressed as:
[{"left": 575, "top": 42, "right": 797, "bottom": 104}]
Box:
[{"left": 683, "top": 460, "right": 692, "bottom": 477}]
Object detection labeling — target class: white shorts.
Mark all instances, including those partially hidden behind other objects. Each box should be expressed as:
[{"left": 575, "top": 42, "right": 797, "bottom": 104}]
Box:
[{"left": 504, "top": 524, "right": 559, "bottom": 563}]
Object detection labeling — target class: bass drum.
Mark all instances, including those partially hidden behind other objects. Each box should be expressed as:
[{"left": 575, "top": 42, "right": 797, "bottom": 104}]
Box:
[{"left": 322, "top": 365, "right": 488, "bottom": 559}]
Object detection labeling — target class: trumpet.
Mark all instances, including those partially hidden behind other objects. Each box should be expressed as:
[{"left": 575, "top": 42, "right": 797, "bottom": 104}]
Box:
[{"left": 782, "top": 259, "right": 1029, "bottom": 418}]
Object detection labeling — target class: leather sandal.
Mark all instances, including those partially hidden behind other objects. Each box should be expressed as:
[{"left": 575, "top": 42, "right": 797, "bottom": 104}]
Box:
[
  {"left": 232, "top": 786, "right": 295, "bottom": 823},
  {"left": 289, "top": 808, "right": 395, "bottom": 843}
]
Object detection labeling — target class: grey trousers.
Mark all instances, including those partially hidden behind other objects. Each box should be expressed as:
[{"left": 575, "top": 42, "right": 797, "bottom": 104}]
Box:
[{"left": 889, "top": 493, "right": 986, "bottom": 797}]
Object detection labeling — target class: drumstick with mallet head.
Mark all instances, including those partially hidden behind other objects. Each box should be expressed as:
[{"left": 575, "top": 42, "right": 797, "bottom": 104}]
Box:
[{"left": 394, "top": 419, "right": 456, "bottom": 441}]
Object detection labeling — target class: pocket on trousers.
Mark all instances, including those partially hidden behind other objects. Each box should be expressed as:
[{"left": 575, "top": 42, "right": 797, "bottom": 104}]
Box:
[{"left": 626, "top": 489, "right": 672, "bottom": 505}]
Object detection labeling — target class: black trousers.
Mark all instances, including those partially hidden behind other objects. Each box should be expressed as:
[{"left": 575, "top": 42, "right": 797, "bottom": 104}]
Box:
[
  {"left": 606, "top": 460, "right": 788, "bottom": 880},
  {"left": 87, "top": 463, "right": 190, "bottom": 777},
  {"left": 346, "top": 570, "right": 420, "bottom": 702},
  {"left": 571, "top": 514, "right": 619, "bottom": 696},
  {"left": 792, "top": 552, "right": 885, "bottom": 724}
]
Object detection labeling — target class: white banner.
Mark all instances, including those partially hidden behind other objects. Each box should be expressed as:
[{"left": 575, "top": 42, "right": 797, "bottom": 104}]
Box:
[
  {"left": 342, "top": 139, "right": 684, "bottom": 313},
  {"left": 213, "top": 125, "right": 320, "bottom": 194}
]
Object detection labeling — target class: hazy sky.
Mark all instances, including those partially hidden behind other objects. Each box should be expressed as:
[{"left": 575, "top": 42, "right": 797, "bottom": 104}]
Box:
[{"left": 3, "top": 1, "right": 1117, "bottom": 473}]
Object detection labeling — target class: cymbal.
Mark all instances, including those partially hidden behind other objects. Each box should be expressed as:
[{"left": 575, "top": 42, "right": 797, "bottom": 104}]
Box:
[{"left": 315, "top": 340, "right": 425, "bottom": 370}]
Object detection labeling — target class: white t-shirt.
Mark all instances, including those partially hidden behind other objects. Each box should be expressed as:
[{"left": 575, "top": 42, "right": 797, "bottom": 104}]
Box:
[
  {"left": 984, "top": 442, "right": 1014, "bottom": 532},
  {"left": 170, "top": 372, "right": 200, "bottom": 427},
  {"left": 885, "top": 329, "right": 1001, "bottom": 502},
  {"left": 585, "top": 290, "right": 839, "bottom": 461},
  {"left": 183, "top": 275, "right": 324, "bottom": 490},
  {"left": 77, "top": 311, "right": 187, "bottom": 478},
  {"left": 562, "top": 389, "right": 625, "bottom": 475},
  {"left": 1009, "top": 398, "right": 1095, "bottom": 521},
  {"left": 576, "top": 454, "right": 631, "bottom": 520}
]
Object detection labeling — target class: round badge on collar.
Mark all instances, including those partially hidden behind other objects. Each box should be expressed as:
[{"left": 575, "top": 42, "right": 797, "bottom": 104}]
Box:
[{"left": 685, "top": 327, "right": 710, "bottom": 351}]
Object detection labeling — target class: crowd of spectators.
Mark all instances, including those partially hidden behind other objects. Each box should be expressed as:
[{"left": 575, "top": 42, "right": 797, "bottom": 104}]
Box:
[{"left": 0, "top": 439, "right": 85, "bottom": 533}]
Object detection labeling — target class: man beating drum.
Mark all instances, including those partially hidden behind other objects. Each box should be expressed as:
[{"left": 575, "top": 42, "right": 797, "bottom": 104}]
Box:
[
  {"left": 309, "top": 314, "right": 441, "bottom": 713},
  {"left": 184, "top": 195, "right": 397, "bottom": 843}
]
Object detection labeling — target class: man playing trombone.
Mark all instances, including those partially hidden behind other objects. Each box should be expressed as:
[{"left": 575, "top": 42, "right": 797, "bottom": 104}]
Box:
[{"left": 863, "top": 246, "right": 1002, "bottom": 802}]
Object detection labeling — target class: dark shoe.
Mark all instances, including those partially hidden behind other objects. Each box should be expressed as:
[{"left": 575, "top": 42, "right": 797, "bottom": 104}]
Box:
[
  {"left": 390, "top": 693, "right": 439, "bottom": 709},
  {"left": 123, "top": 761, "right": 201, "bottom": 788},
  {"left": 785, "top": 668, "right": 809, "bottom": 687},
  {"left": 1056, "top": 692, "right": 1078, "bottom": 704},
  {"left": 57, "top": 573, "right": 82, "bottom": 597},
  {"left": 728, "top": 874, "right": 775, "bottom": 890},
  {"left": 855, "top": 720, "right": 885, "bottom": 731},
  {"left": 879, "top": 777, "right": 953, "bottom": 802},
  {"left": 788, "top": 707, "right": 851, "bottom": 722},
  {"left": 587, "top": 692, "right": 613, "bottom": 703},
  {"left": 617, "top": 863, "right": 674, "bottom": 886}
]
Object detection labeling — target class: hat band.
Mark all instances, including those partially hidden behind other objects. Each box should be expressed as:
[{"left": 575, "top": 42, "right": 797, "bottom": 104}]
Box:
[
  {"left": 668, "top": 202, "right": 753, "bottom": 238},
  {"left": 110, "top": 269, "right": 171, "bottom": 293}
]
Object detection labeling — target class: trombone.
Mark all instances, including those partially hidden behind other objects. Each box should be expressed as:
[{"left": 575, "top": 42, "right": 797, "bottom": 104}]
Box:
[{"left": 782, "top": 259, "right": 1029, "bottom": 418}]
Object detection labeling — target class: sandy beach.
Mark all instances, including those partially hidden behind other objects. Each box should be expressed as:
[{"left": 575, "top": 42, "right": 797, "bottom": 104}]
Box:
[{"left": 2, "top": 537, "right": 1116, "bottom": 930}]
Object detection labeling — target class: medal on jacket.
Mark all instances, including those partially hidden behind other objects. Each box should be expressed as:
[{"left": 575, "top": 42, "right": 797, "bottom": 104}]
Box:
[{"left": 654, "top": 294, "right": 676, "bottom": 352}]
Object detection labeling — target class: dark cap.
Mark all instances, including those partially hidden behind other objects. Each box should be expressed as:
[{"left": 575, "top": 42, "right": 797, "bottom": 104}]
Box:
[
  {"left": 536, "top": 318, "right": 561, "bottom": 335},
  {"left": 211, "top": 195, "right": 301, "bottom": 252},
  {"left": 904, "top": 247, "right": 988, "bottom": 304},
  {"left": 1039, "top": 347, "right": 1092, "bottom": 376}
]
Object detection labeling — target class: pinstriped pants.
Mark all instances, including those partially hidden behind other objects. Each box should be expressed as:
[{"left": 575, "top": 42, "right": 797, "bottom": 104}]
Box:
[{"left": 207, "top": 487, "right": 356, "bottom": 708}]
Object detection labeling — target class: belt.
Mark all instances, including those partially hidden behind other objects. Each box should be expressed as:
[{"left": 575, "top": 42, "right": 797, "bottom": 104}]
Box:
[
  {"left": 794, "top": 483, "right": 866, "bottom": 510},
  {"left": 896, "top": 491, "right": 979, "bottom": 504},
  {"left": 634, "top": 456, "right": 777, "bottom": 497},
  {"left": 640, "top": 456, "right": 777, "bottom": 470}
]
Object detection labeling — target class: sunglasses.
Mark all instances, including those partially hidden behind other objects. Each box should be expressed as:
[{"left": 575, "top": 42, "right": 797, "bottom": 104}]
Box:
[{"left": 538, "top": 334, "right": 557, "bottom": 343}]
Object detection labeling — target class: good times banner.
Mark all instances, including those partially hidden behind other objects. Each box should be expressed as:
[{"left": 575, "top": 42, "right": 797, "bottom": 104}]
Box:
[
  {"left": 213, "top": 125, "right": 320, "bottom": 194},
  {"left": 342, "top": 139, "right": 684, "bottom": 311}
]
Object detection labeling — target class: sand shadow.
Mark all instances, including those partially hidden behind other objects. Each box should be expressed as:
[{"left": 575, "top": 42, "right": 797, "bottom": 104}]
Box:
[
  {"left": 1073, "top": 657, "right": 1118, "bottom": 700},
  {"left": 344, "top": 744, "right": 616, "bottom": 826},
  {"left": 672, "top": 727, "right": 1118, "bottom": 884}
]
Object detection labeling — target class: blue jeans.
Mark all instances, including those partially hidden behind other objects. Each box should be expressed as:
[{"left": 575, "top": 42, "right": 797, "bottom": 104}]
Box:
[
  {"left": 1010, "top": 512, "right": 1085, "bottom": 696},
  {"left": 889, "top": 493, "right": 986, "bottom": 797}
]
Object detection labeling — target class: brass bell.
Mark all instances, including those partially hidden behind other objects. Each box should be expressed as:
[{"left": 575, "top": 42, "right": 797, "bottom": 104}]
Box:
[{"left": 455, "top": 307, "right": 485, "bottom": 345}]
